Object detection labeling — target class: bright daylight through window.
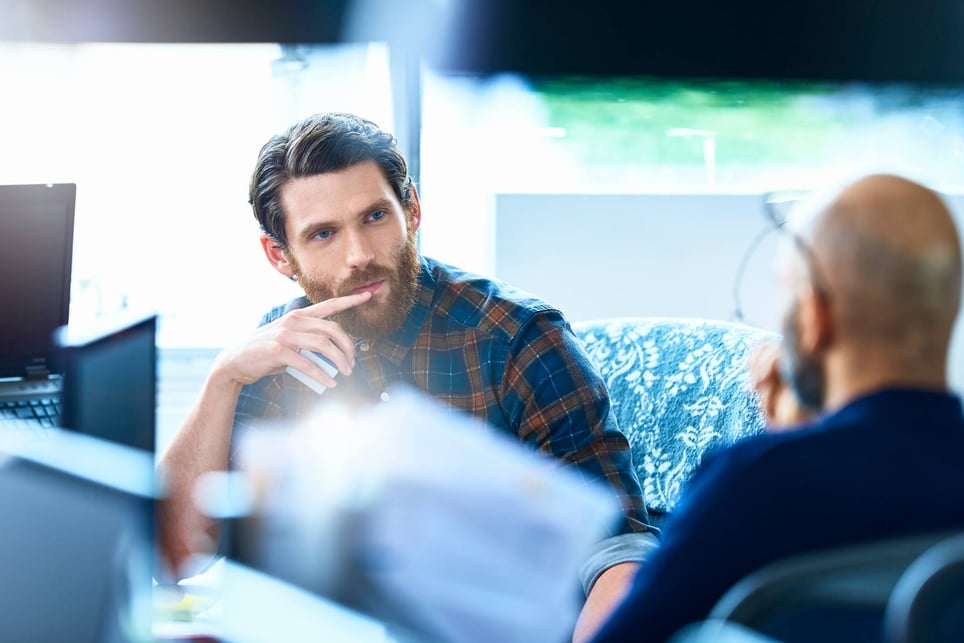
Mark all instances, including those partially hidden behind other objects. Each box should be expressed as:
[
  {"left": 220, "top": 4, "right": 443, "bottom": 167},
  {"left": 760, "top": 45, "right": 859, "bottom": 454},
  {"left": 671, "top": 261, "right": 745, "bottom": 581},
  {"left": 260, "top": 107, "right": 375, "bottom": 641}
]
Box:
[{"left": 2, "top": 42, "right": 962, "bottom": 345}]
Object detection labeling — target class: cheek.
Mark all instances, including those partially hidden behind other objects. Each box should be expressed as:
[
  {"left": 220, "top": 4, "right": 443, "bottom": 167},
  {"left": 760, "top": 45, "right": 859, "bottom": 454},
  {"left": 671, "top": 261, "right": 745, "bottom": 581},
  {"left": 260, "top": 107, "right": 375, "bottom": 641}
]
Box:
[
  {"left": 774, "top": 273, "right": 802, "bottom": 327},
  {"left": 295, "top": 257, "right": 336, "bottom": 288},
  {"left": 777, "top": 299, "right": 794, "bottom": 332},
  {"left": 376, "top": 225, "right": 410, "bottom": 260}
]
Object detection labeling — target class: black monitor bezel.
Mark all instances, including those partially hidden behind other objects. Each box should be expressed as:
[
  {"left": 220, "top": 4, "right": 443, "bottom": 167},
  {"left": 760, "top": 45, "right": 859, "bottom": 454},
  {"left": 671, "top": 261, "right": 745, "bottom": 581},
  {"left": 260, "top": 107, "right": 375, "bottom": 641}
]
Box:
[{"left": 0, "top": 183, "right": 76, "bottom": 379}]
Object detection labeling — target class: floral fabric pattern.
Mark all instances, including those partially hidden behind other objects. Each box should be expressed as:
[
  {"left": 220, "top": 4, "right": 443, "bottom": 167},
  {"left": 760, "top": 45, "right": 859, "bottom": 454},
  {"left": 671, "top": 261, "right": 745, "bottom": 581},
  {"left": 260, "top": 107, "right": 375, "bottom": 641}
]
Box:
[{"left": 573, "top": 317, "right": 779, "bottom": 515}]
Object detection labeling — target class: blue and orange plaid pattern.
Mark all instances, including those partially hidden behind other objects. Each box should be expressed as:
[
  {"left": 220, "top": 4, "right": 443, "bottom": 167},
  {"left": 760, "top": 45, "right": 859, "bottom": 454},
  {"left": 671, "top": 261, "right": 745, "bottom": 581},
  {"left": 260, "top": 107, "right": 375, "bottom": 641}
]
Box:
[{"left": 235, "top": 257, "right": 653, "bottom": 537}]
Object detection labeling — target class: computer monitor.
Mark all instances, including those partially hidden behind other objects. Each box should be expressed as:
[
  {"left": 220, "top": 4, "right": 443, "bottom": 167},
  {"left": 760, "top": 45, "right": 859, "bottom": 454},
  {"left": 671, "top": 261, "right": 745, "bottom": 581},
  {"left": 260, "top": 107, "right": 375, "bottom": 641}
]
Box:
[
  {"left": 55, "top": 311, "right": 158, "bottom": 453},
  {"left": 0, "top": 183, "right": 76, "bottom": 380}
]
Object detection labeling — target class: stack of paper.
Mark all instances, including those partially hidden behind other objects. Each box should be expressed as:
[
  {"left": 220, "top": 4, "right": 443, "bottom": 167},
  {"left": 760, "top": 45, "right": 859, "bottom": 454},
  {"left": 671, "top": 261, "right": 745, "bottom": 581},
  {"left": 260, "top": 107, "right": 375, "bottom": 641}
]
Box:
[{"left": 233, "top": 385, "right": 624, "bottom": 643}]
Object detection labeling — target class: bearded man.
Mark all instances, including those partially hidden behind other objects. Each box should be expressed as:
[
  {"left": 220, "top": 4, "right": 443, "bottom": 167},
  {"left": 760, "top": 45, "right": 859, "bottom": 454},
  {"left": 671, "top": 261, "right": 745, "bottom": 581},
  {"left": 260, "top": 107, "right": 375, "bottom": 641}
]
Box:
[
  {"left": 590, "top": 173, "right": 964, "bottom": 643},
  {"left": 158, "top": 112, "right": 657, "bottom": 641}
]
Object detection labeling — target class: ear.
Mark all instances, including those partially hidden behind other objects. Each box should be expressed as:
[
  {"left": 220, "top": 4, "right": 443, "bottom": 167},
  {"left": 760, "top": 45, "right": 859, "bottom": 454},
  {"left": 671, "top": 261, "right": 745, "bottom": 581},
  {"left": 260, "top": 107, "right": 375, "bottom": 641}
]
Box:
[
  {"left": 260, "top": 234, "right": 295, "bottom": 279},
  {"left": 406, "top": 185, "right": 422, "bottom": 235},
  {"left": 797, "top": 286, "right": 834, "bottom": 353}
]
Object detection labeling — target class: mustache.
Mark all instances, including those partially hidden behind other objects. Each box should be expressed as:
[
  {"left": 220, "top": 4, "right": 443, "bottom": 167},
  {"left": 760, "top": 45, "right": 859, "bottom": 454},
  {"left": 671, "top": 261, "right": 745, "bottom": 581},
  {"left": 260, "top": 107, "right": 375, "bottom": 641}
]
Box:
[{"left": 338, "top": 266, "right": 392, "bottom": 296}]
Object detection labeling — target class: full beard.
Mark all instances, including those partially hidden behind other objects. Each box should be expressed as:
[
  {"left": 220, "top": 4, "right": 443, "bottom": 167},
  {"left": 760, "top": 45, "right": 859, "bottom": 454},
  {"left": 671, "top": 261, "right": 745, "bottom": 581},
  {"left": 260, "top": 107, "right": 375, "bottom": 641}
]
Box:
[
  {"left": 296, "top": 232, "right": 421, "bottom": 341},
  {"left": 779, "top": 300, "right": 825, "bottom": 413}
]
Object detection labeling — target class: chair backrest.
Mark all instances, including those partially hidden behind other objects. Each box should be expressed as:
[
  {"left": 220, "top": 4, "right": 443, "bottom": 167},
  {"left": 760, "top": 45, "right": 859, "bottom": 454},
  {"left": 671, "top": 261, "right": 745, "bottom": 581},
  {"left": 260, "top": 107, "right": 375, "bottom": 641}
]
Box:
[
  {"left": 572, "top": 317, "right": 777, "bottom": 518},
  {"left": 884, "top": 532, "right": 964, "bottom": 643},
  {"left": 703, "top": 531, "right": 959, "bottom": 643}
]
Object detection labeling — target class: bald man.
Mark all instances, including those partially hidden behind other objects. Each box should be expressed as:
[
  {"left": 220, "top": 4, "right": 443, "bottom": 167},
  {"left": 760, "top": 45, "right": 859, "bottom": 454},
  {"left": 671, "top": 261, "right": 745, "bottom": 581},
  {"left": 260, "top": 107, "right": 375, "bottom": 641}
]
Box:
[{"left": 589, "top": 174, "right": 964, "bottom": 643}]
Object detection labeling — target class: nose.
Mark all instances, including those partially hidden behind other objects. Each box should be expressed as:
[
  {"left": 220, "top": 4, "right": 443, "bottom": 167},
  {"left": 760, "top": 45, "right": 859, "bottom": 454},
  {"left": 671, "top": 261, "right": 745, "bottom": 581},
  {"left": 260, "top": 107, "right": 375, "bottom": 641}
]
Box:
[{"left": 344, "top": 229, "right": 375, "bottom": 270}]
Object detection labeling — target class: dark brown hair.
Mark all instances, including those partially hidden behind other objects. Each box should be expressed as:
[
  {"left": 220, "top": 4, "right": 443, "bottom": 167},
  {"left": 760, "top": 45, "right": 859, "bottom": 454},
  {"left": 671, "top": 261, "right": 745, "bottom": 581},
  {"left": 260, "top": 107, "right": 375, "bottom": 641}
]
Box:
[{"left": 249, "top": 112, "right": 413, "bottom": 248}]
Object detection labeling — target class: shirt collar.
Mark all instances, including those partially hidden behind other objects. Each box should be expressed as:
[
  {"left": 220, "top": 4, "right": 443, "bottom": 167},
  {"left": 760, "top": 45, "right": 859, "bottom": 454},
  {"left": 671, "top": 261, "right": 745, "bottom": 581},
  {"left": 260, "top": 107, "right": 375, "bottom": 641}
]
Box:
[
  {"left": 827, "top": 387, "right": 962, "bottom": 428},
  {"left": 365, "top": 256, "right": 436, "bottom": 366}
]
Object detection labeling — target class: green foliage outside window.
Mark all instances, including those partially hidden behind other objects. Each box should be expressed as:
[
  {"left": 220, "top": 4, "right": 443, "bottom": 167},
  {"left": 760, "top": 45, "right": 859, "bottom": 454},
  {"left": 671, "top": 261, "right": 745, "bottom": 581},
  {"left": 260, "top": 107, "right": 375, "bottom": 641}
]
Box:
[{"left": 529, "top": 77, "right": 964, "bottom": 189}]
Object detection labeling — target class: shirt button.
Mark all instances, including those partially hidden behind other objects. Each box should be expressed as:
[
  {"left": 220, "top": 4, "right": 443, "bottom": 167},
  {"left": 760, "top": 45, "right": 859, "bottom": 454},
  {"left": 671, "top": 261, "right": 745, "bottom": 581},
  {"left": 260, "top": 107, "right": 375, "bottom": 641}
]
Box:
[
  {"left": 380, "top": 391, "right": 390, "bottom": 403},
  {"left": 359, "top": 341, "right": 370, "bottom": 352}
]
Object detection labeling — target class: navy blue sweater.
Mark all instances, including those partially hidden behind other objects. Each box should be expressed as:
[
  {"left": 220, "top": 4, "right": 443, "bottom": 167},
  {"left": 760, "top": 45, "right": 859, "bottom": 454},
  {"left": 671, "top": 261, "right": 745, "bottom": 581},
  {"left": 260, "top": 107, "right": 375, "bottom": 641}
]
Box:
[{"left": 592, "top": 388, "right": 964, "bottom": 643}]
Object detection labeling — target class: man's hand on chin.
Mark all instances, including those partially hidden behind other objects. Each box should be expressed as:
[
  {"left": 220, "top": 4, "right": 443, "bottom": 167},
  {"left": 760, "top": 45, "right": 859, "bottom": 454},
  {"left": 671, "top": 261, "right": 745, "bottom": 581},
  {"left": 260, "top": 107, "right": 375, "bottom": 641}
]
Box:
[
  {"left": 572, "top": 561, "right": 641, "bottom": 643},
  {"left": 747, "top": 342, "right": 815, "bottom": 431}
]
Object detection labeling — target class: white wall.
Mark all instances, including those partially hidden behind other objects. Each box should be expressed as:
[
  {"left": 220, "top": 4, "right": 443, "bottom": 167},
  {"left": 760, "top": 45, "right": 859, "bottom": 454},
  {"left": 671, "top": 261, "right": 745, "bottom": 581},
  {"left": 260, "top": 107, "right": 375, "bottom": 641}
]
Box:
[{"left": 493, "top": 192, "right": 964, "bottom": 392}]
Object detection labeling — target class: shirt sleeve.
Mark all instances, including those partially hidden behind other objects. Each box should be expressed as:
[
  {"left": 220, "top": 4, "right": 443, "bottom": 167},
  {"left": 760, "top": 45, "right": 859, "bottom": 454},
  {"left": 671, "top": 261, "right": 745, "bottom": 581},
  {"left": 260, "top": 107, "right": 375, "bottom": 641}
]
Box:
[
  {"left": 499, "top": 310, "right": 658, "bottom": 584},
  {"left": 579, "top": 531, "right": 660, "bottom": 594}
]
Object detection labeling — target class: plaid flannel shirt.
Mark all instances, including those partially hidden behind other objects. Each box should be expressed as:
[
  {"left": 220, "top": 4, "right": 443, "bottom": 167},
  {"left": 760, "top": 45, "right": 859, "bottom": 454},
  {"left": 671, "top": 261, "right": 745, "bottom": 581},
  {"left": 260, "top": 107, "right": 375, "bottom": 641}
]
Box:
[{"left": 234, "top": 256, "right": 657, "bottom": 589}]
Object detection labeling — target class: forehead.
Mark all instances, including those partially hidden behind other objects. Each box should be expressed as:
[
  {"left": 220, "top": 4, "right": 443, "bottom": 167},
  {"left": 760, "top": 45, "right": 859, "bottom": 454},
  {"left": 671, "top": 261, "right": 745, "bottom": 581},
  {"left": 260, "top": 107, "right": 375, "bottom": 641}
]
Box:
[{"left": 280, "top": 160, "right": 398, "bottom": 224}]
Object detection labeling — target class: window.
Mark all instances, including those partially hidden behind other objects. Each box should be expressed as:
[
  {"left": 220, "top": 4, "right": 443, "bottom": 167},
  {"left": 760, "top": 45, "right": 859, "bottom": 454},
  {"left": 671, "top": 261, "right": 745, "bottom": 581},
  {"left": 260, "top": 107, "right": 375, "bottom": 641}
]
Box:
[
  {"left": 0, "top": 42, "right": 392, "bottom": 347},
  {"left": 419, "top": 73, "right": 964, "bottom": 276}
]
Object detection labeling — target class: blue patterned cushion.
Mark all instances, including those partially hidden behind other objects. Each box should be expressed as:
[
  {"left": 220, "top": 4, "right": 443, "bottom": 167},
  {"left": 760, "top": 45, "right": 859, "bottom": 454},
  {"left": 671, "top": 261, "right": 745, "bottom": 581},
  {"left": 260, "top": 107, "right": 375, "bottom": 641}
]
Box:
[{"left": 573, "top": 317, "right": 779, "bottom": 516}]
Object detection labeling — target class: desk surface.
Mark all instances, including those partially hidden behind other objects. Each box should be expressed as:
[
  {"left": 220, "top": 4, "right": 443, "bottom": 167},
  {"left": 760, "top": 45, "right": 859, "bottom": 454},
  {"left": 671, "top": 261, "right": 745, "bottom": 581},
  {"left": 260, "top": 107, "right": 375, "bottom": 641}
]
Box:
[
  {"left": 154, "top": 558, "right": 393, "bottom": 643},
  {"left": 0, "top": 431, "right": 389, "bottom": 642}
]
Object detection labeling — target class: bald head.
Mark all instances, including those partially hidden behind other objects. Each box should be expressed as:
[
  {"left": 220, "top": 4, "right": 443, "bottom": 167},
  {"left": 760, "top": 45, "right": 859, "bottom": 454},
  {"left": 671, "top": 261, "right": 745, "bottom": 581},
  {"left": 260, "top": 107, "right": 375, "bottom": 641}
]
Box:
[{"left": 795, "top": 174, "right": 962, "bottom": 365}]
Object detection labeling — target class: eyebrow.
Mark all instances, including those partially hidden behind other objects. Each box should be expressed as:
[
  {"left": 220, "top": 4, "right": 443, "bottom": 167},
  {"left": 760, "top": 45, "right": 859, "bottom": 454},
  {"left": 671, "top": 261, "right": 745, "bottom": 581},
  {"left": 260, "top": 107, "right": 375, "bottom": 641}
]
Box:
[{"left": 295, "top": 198, "right": 396, "bottom": 241}]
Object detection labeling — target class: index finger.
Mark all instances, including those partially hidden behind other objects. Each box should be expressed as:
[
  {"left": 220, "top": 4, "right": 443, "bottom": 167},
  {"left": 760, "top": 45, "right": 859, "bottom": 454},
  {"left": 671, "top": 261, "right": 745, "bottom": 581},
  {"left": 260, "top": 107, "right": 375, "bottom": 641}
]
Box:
[{"left": 302, "top": 291, "right": 373, "bottom": 318}]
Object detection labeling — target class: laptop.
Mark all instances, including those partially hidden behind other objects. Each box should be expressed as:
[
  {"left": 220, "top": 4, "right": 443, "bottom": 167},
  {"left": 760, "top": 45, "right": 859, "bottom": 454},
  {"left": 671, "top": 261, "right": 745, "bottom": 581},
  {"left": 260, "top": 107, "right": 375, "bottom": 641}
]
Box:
[
  {"left": 0, "top": 311, "right": 159, "bottom": 642},
  {"left": 0, "top": 183, "right": 76, "bottom": 432}
]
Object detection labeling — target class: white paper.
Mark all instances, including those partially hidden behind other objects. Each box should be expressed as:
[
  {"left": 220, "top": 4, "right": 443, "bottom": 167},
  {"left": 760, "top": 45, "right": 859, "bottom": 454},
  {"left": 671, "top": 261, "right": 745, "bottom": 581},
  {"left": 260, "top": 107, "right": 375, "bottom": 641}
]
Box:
[{"left": 234, "top": 385, "right": 625, "bottom": 643}]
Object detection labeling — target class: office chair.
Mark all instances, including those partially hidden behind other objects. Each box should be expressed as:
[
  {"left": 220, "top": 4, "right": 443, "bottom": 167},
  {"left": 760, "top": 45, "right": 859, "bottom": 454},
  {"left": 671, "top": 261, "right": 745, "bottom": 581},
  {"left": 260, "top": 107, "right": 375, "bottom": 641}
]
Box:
[
  {"left": 884, "top": 532, "right": 964, "bottom": 643},
  {"left": 700, "top": 531, "right": 959, "bottom": 643}
]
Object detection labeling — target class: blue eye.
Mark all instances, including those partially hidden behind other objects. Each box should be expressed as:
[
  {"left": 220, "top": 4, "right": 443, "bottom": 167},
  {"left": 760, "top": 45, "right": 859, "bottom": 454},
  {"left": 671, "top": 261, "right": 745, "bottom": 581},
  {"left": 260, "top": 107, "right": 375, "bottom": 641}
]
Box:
[
  {"left": 369, "top": 210, "right": 386, "bottom": 222},
  {"left": 314, "top": 229, "right": 332, "bottom": 240}
]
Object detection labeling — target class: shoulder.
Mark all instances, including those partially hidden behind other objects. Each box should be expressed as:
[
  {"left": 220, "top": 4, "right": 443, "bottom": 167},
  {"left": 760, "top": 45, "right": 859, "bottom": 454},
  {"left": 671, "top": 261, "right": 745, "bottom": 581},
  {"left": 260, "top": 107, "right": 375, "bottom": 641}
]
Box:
[
  {"left": 424, "top": 257, "right": 564, "bottom": 341},
  {"left": 709, "top": 388, "right": 960, "bottom": 477},
  {"left": 688, "top": 425, "right": 826, "bottom": 500},
  {"left": 691, "top": 406, "right": 872, "bottom": 503}
]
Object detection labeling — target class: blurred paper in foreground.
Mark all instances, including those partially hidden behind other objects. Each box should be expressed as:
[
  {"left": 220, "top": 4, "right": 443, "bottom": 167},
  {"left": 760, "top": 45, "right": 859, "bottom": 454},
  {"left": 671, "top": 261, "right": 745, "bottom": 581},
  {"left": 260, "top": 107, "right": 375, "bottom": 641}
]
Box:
[{"left": 230, "top": 385, "right": 624, "bottom": 643}]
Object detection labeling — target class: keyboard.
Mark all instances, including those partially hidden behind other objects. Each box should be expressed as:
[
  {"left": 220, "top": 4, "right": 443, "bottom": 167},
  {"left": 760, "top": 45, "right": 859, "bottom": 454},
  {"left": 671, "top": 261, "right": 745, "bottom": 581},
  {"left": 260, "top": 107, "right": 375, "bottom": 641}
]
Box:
[
  {"left": 0, "top": 378, "right": 62, "bottom": 436},
  {"left": 1, "top": 397, "right": 61, "bottom": 428}
]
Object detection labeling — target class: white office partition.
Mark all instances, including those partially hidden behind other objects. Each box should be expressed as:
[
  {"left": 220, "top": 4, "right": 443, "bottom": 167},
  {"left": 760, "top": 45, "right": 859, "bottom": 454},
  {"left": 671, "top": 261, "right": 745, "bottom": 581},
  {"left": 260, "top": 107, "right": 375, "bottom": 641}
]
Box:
[{"left": 493, "top": 192, "right": 964, "bottom": 392}]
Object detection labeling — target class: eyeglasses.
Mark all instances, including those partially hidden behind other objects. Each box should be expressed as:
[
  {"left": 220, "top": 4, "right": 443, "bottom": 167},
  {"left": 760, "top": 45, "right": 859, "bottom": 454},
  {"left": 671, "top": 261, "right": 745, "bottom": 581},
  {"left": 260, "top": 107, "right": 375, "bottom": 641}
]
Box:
[{"left": 732, "top": 190, "right": 832, "bottom": 328}]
